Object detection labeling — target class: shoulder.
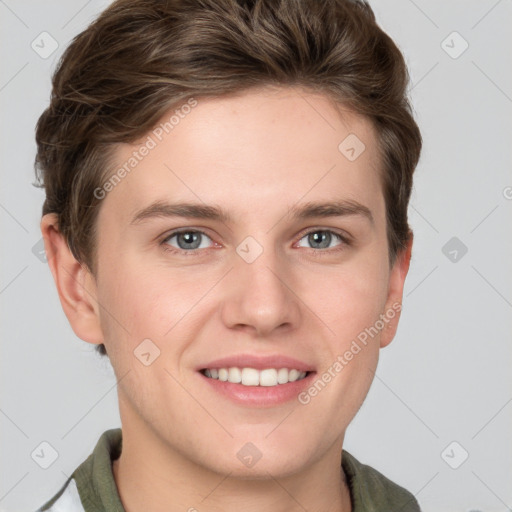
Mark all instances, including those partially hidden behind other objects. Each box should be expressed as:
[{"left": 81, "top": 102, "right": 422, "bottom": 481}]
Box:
[
  {"left": 35, "top": 477, "right": 85, "bottom": 512},
  {"left": 342, "top": 449, "right": 421, "bottom": 512},
  {"left": 34, "top": 428, "right": 124, "bottom": 512}
]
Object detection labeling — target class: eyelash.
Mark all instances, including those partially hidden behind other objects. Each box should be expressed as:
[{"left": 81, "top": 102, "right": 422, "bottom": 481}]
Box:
[{"left": 159, "top": 228, "right": 351, "bottom": 256}]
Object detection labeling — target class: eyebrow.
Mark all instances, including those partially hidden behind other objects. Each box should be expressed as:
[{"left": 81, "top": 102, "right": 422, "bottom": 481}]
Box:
[{"left": 130, "top": 199, "right": 374, "bottom": 225}]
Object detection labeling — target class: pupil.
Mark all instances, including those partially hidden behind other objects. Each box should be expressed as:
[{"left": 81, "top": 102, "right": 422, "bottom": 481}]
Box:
[
  {"left": 310, "top": 231, "right": 330, "bottom": 249},
  {"left": 178, "top": 232, "right": 200, "bottom": 249}
]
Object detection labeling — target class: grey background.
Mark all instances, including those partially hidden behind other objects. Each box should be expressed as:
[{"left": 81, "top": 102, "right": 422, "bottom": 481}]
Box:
[{"left": 1, "top": 1, "right": 511, "bottom": 511}]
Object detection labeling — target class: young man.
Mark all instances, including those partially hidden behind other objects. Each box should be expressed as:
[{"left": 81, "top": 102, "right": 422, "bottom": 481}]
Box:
[{"left": 35, "top": 0, "right": 422, "bottom": 510}]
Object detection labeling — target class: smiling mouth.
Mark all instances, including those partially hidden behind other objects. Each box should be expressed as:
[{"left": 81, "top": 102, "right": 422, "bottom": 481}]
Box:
[{"left": 200, "top": 367, "right": 311, "bottom": 387}]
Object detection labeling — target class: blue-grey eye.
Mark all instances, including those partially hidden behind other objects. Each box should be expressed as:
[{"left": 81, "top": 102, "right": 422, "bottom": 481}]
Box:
[
  {"left": 297, "top": 230, "right": 342, "bottom": 250},
  {"left": 164, "top": 231, "right": 213, "bottom": 250}
]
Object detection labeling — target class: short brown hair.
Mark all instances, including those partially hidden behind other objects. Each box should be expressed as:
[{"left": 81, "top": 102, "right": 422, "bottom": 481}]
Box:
[{"left": 35, "top": 0, "right": 422, "bottom": 357}]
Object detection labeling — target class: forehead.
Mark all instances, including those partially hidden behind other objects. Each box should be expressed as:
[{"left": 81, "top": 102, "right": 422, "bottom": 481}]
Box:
[{"left": 100, "top": 86, "right": 384, "bottom": 227}]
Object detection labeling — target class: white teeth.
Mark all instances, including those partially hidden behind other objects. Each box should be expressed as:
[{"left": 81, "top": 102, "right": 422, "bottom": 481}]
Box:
[
  {"left": 241, "top": 368, "right": 259, "bottom": 386},
  {"left": 277, "top": 368, "right": 289, "bottom": 384},
  {"left": 203, "top": 367, "right": 309, "bottom": 386},
  {"left": 259, "top": 368, "right": 278, "bottom": 386},
  {"left": 228, "top": 367, "right": 242, "bottom": 383},
  {"left": 288, "top": 369, "right": 300, "bottom": 382}
]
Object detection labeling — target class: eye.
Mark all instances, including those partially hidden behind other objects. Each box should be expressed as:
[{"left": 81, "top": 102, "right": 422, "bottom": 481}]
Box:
[
  {"left": 161, "top": 230, "right": 214, "bottom": 252},
  {"left": 296, "top": 229, "right": 348, "bottom": 251},
  {"left": 160, "top": 228, "right": 350, "bottom": 255}
]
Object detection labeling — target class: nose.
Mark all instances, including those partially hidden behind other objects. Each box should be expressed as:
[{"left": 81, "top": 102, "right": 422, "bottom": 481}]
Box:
[{"left": 220, "top": 243, "right": 302, "bottom": 337}]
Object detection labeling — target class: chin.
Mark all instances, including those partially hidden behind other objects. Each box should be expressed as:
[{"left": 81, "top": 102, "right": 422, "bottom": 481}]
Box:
[
  {"left": 195, "top": 436, "right": 316, "bottom": 480},
  {"left": 210, "top": 456, "right": 309, "bottom": 480}
]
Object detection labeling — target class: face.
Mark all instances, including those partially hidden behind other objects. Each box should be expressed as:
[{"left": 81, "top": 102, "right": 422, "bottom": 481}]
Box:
[{"left": 50, "top": 86, "right": 411, "bottom": 478}]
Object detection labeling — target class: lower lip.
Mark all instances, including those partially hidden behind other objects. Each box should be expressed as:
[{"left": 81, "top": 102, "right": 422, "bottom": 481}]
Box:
[{"left": 199, "top": 371, "right": 316, "bottom": 407}]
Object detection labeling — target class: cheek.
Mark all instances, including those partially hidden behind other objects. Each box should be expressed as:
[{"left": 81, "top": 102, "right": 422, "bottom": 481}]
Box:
[
  {"left": 309, "top": 254, "right": 390, "bottom": 346},
  {"left": 94, "top": 252, "right": 159, "bottom": 348},
  {"left": 96, "top": 251, "right": 208, "bottom": 351}
]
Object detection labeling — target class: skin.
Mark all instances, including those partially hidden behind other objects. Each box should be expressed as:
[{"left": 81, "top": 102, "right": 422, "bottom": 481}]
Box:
[{"left": 41, "top": 86, "right": 412, "bottom": 512}]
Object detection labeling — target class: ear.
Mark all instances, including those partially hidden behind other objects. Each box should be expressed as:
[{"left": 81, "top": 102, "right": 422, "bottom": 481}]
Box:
[
  {"left": 379, "top": 232, "right": 413, "bottom": 348},
  {"left": 40, "top": 214, "right": 104, "bottom": 345}
]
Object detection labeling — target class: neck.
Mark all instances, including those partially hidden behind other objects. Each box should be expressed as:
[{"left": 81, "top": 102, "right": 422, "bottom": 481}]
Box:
[{"left": 112, "top": 422, "right": 352, "bottom": 512}]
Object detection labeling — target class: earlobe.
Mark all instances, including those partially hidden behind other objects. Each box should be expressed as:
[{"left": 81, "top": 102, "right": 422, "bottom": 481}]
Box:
[
  {"left": 40, "top": 214, "right": 104, "bottom": 345},
  {"left": 380, "top": 233, "right": 413, "bottom": 348}
]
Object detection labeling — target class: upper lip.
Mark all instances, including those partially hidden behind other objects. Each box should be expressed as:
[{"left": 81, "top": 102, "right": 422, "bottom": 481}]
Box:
[{"left": 197, "top": 354, "right": 315, "bottom": 372}]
